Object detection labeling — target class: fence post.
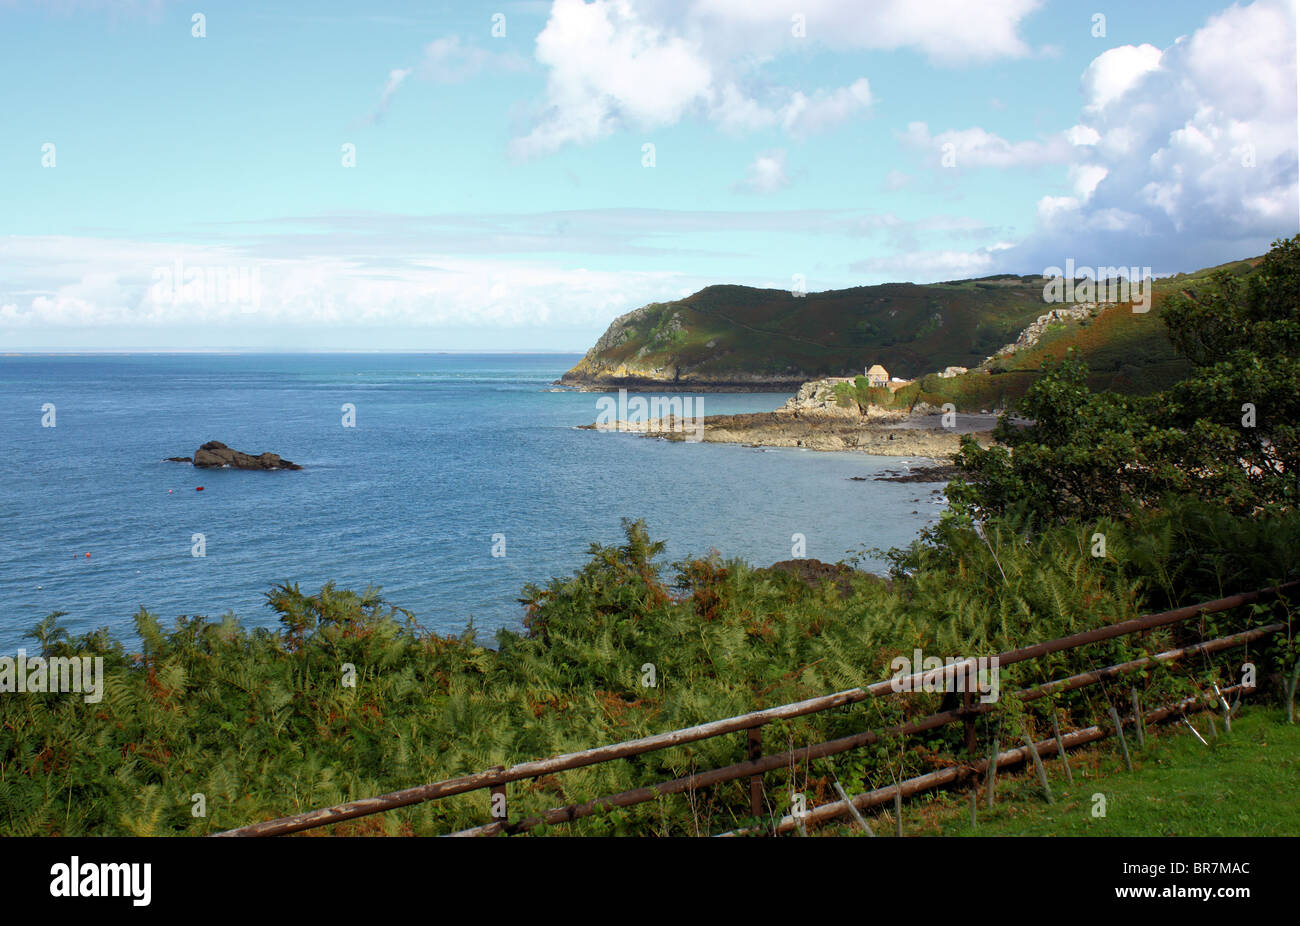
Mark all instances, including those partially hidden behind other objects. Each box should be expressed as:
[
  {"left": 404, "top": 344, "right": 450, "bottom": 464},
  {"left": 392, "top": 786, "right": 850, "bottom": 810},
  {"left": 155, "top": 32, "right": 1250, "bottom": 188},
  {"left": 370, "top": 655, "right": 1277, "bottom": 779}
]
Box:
[
  {"left": 489, "top": 766, "right": 507, "bottom": 836},
  {"left": 1130, "top": 688, "right": 1146, "bottom": 747},
  {"left": 985, "top": 737, "right": 999, "bottom": 808},
  {"left": 746, "top": 727, "right": 765, "bottom": 820},
  {"left": 1108, "top": 705, "right": 1134, "bottom": 771},
  {"left": 1022, "top": 733, "right": 1054, "bottom": 804},
  {"left": 1217, "top": 686, "right": 1232, "bottom": 734},
  {"left": 963, "top": 686, "right": 977, "bottom": 756},
  {"left": 833, "top": 780, "right": 874, "bottom": 836},
  {"left": 1050, "top": 707, "right": 1074, "bottom": 785}
]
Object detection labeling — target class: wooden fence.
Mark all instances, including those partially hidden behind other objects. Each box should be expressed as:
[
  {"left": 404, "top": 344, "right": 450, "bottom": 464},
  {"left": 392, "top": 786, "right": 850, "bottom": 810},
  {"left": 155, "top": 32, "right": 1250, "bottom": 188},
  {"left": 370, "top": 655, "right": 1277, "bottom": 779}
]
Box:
[{"left": 216, "top": 581, "right": 1296, "bottom": 837}]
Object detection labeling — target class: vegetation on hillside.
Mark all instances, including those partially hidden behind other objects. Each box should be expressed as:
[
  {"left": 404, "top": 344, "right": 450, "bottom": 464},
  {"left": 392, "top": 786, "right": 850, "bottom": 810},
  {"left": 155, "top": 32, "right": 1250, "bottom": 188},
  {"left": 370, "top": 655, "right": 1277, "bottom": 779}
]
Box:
[
  {"left": 561, "top": 255, "right": 1260, "bottom": 399},
  {"left": 563, "top": 276, "right": 1057, "bottom": 385},
  {"left": 2, "top": 496, "right": 1293, "bottom": 836},
  {"left": 2, "top": 241, "right": 1295, "bottom": 837},
  {"left": 949, "top": 236, "right": 1300, "bottom": 521}
]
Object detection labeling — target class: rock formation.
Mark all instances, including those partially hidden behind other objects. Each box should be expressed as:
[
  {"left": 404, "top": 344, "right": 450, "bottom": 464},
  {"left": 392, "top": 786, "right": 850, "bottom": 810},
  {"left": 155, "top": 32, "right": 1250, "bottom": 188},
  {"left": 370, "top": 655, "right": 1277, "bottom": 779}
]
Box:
[{"left": 166, "top": 441, "right": 301, "bottom": 470}]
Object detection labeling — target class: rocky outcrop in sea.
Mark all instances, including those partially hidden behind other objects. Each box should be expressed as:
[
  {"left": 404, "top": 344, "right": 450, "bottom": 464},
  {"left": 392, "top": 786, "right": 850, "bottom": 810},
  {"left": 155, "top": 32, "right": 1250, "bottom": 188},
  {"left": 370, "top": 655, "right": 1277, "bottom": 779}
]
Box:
[{"left": 165, "top": 441, "right": 301, "bottom": 470}]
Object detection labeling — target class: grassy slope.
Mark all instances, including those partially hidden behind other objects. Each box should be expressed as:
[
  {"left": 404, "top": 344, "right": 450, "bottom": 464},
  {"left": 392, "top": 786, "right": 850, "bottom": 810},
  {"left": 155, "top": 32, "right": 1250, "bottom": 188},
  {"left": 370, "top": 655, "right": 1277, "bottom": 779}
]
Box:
[
  {"left": 818, "top": 707, "right": 1299, "bottom": 837},
  {"left": 564, "top": 276, "right": 1052, "bottom": 383},
  {"left": 564, "top": 257, "right": 1262, "bottom": 403},
  {"left": 876, "top": 257, "right": 1261, "bottom": 412}
]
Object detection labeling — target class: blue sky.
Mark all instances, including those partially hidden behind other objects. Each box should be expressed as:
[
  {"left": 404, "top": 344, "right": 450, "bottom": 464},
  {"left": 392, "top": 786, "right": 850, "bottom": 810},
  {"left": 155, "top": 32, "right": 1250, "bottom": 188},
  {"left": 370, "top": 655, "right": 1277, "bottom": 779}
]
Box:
[{"left": 1, "top": 0, "right": 1296, "bottom": 350}]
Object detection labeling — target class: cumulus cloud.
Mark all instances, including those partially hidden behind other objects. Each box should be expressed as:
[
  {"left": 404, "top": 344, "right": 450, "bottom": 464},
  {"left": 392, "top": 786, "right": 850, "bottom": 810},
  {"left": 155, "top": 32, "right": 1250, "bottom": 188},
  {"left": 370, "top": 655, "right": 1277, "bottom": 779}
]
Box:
[
  {"left": 685, "top": 0, "right": 1042, "bottom": 64},
  {"left": 893, "top": 0, "right": 1298, "bottom": 276},
  {"left": 1081, "top": 44, "right": 1162, "bottom": 111},
  {"left": 1009, "top": 0, "right": 1298, "bottom": 271},
  {"left": 510, "top": 0, "right": 1036, "bottom": 157}
]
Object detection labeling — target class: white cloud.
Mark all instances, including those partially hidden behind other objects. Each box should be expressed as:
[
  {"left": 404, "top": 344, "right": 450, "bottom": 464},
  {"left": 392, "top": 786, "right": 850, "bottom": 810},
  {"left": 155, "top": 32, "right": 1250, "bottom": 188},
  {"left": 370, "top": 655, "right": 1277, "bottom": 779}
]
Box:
[
  {"left": 417, "top": 35, "right": 530, "bottom": 83},
  {"left": 365, "top": 35, "right": 529, "bottom": 123},
  {"left": 780, "top": 78, "right": 874, "bottom": 135},
  {"left": 1012, "top": 0, "right": 1297, "bottom": 268},
  {"left": 850, "top": 242, "right": 1014, "bottom": 282},
  {"left": 687, "top": 0, "right": 1042, "bottom": 64},
  {"left": 735, "top": 149, "right": 790, "bottom": 193},
  {"left": 1065, "top": 124, "right": 1100, "bottom": 146},
  {"left": 511, "top": 0, "right": 714, "bottom": 156},
  {"left": 902, "top": 0, "right": 1297, "bottom": 275},
  {"left": 1069, "top": 163, "right": 1109, "bottom": 199},
  {"left": 363, "top": 68, "right": 412, "bottom": 124},
  {"left": 1081, "top": 44, "right": 1162, "bottom": 111},
  {"left": 901, "top": 122, "right": 1073, "bottom": 168},
  {"left": 511, "top": 0, "right": 1036, "bottom": 157},
  {"left": 0, "top": 235, "right": 695, "bottom": 332},
  {"left": 711, "top": 78, "right": 873, "bottom": 136}
]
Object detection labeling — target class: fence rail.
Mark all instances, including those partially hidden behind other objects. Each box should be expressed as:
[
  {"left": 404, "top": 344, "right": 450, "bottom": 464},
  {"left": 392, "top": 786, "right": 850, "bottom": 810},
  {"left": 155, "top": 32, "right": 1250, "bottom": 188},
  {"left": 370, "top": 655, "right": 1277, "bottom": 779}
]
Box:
[{"left": 216, "top": 581, "right": 1297, "bottom": 837}]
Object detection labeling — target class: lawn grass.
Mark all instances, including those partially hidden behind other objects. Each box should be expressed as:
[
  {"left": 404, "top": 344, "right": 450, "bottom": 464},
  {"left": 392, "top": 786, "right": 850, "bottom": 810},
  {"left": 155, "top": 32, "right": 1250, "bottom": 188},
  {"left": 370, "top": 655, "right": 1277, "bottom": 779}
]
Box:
[{"left": 819, "top": 707, "right": 1299, "bottom": 837}]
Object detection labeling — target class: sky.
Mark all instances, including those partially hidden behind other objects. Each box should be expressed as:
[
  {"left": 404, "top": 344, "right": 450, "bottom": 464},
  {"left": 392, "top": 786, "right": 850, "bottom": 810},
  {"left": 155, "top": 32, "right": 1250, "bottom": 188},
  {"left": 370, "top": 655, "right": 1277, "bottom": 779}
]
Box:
[{"left": 1, "top": 0, "right": 1297, "bottom": 351}]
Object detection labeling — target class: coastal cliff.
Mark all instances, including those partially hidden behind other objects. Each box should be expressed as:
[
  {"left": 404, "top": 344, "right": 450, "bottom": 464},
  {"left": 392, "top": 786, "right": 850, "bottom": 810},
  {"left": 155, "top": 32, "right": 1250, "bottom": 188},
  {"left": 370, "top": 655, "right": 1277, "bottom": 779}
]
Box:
[{"left": 559, "top": 277, "right": 1052, "bottom": 391}]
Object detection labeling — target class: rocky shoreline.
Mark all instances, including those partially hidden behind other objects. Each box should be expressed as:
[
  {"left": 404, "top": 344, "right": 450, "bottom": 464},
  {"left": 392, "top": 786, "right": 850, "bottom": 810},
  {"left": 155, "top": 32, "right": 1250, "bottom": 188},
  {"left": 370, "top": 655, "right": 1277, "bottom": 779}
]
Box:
[
  {"left": 579, "top": 372, "right": 997, "bottom": 460},
  {"left": 556, "top": 375, "right": 809, "bottom": 393},
  {"left": 581, "top": 412, "right": 988, "bottom": 459}
]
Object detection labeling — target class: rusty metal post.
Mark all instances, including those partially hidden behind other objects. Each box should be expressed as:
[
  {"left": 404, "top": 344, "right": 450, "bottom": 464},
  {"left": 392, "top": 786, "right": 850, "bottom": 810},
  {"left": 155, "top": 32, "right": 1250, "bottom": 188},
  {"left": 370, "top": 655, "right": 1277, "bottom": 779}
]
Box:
[{"left": 746, "top": 727, "right": 764, "bottom": 819}]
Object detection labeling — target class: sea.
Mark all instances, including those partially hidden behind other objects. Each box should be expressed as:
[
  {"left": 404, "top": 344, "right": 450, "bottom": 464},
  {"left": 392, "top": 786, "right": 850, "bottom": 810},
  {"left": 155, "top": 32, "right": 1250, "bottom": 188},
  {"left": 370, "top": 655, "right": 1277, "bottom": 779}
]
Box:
[{"left": 0, "top": 353, "right": 947, "bottom": 652}]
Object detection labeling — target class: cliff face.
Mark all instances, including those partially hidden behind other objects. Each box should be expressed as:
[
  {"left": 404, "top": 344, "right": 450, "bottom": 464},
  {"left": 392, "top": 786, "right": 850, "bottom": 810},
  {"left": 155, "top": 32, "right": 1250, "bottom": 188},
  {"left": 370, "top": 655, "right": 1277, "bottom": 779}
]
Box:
[{"left": 560, "top": 300, "right": 811, "bottom": 390}]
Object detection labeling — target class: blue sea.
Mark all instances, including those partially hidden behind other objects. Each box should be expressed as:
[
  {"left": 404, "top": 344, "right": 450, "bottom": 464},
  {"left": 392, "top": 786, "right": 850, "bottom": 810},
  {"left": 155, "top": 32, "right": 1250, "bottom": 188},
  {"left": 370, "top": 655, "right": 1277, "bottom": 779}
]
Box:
[{"left": 0, "top": 354, "right": 945, "bottom": 652}]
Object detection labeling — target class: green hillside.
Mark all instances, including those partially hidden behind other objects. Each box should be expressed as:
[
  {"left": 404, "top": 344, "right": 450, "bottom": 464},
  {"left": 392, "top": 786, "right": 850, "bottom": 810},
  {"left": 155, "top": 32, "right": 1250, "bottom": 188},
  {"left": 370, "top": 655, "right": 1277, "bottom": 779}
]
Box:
[
  {"left": 889, "top": 255, "right": 1260, "bottom": 412},
  {"left": 561, "top": 257, "right": 1261, "bottom": 398}
]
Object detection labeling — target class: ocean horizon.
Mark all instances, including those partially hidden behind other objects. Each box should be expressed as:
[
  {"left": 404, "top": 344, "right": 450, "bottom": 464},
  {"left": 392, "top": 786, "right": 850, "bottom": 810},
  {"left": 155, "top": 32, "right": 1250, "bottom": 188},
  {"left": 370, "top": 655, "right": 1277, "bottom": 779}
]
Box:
[{"left": 0, "top": 352, "right": 944, "bottom": 653}]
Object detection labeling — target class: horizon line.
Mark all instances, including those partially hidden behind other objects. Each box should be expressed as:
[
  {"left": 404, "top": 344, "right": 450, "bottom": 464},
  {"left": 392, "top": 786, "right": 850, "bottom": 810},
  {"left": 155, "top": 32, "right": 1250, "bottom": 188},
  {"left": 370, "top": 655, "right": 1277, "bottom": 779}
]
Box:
[{"left": 1, "top": 349, "right": 589, "bottom": 356}]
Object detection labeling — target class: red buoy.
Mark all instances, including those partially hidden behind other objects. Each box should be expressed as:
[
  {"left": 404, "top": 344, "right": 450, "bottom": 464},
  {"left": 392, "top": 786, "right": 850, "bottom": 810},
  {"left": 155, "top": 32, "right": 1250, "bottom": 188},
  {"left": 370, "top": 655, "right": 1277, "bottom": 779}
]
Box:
[
  {"left": 84, "top": 552, "right": 90, "bottom": 558},
  {"left": 196, "top": 486, "right": 205, "bottom": 492}
]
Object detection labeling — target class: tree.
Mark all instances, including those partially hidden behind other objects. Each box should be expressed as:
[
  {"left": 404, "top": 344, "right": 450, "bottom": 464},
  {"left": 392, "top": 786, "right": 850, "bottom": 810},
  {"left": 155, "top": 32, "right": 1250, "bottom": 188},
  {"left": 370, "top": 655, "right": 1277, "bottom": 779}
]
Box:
[{"left": 948, "top": 235, "right": 1300, "bottom": 523}]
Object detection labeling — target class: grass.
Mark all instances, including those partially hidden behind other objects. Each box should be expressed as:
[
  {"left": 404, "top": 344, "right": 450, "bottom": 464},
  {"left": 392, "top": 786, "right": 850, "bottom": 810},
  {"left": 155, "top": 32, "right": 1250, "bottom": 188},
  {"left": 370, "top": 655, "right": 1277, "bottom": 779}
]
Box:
[{"left": 818, "top": 707, "right": 1299, "bottom": 837}]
